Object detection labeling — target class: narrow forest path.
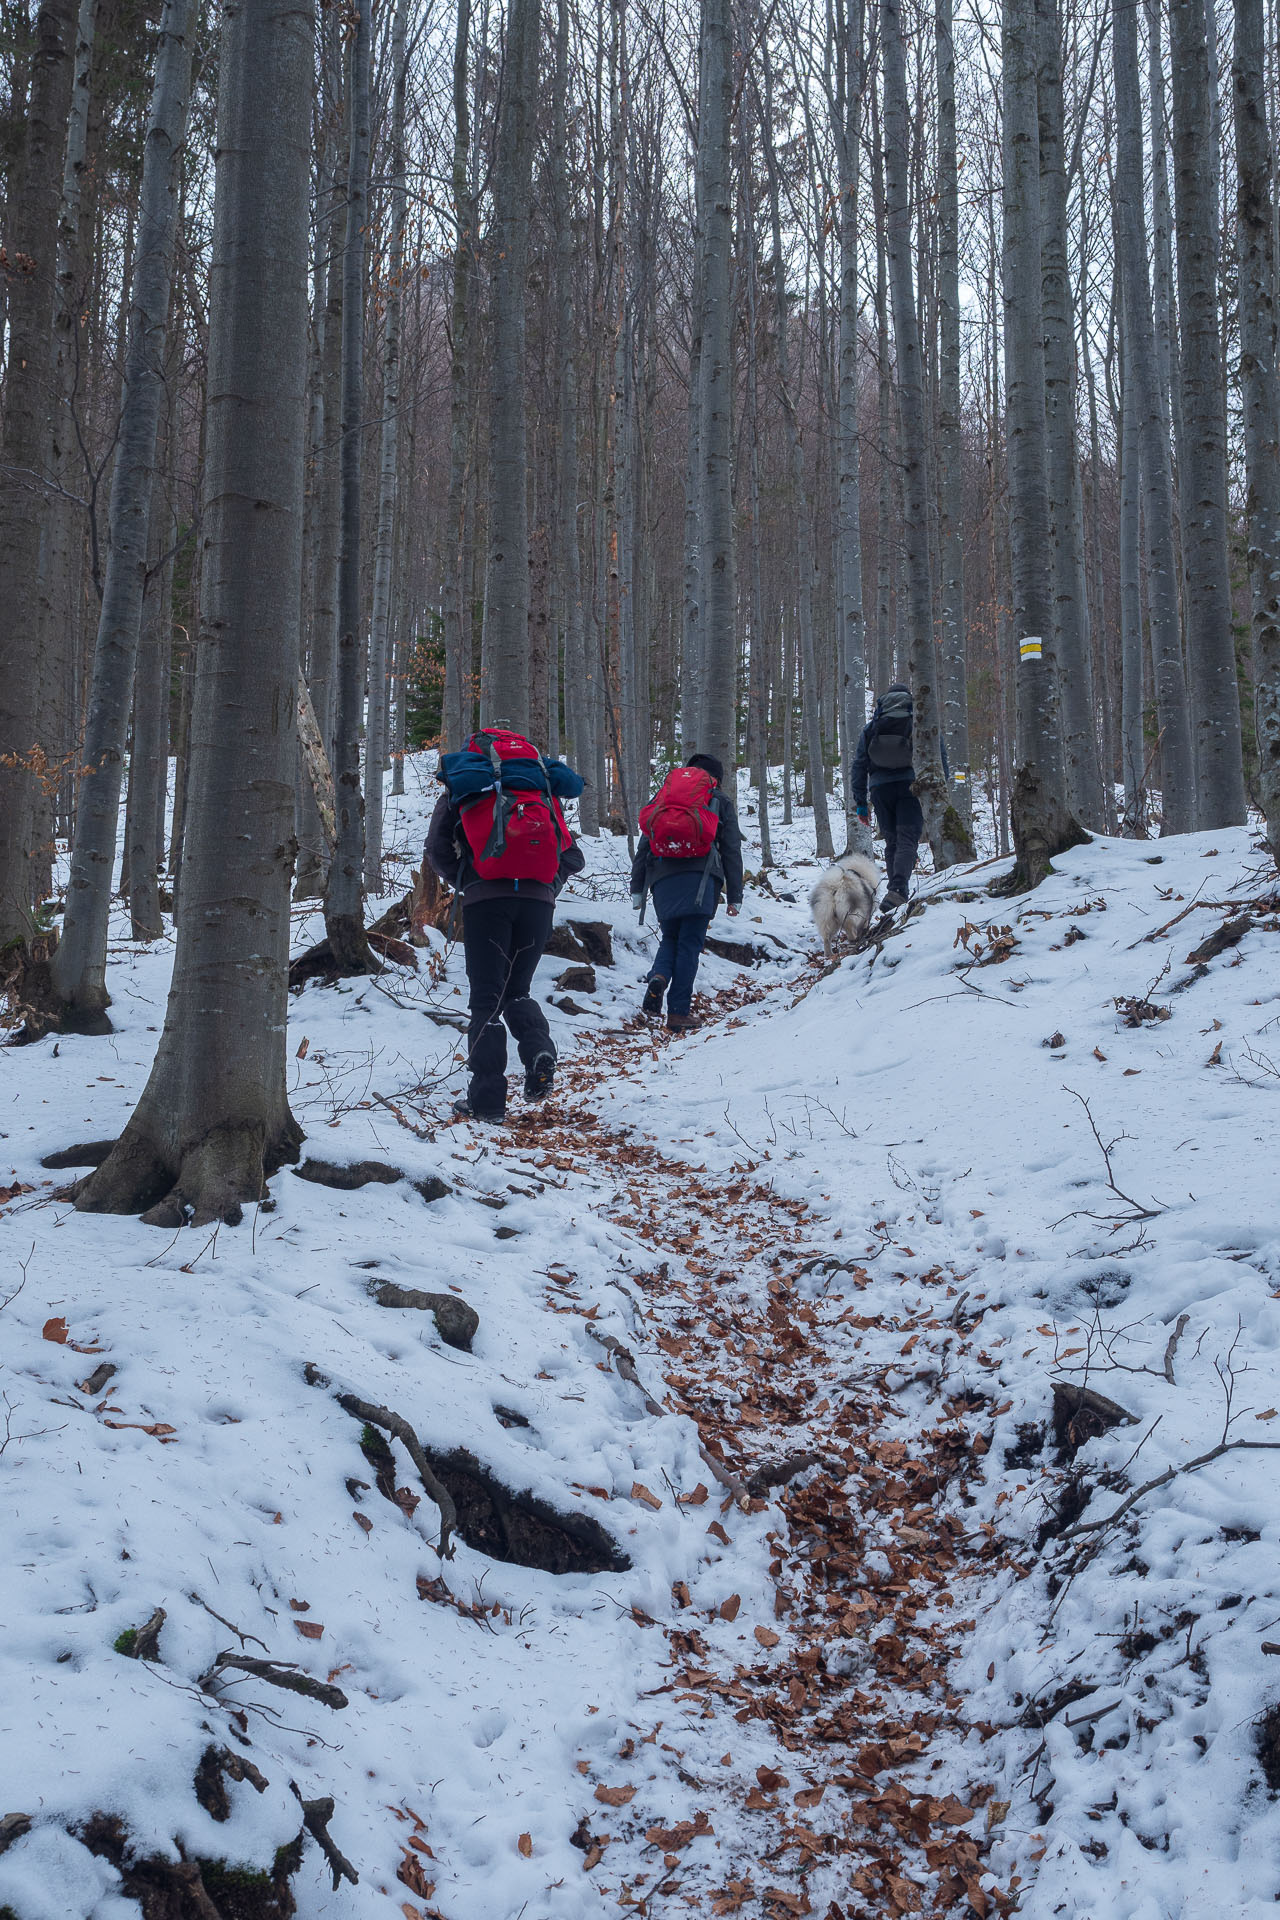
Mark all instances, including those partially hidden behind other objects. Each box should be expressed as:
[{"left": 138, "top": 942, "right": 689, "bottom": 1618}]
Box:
[{"left": 451, "top": 963, "right": 1023, "bottom": 1920}]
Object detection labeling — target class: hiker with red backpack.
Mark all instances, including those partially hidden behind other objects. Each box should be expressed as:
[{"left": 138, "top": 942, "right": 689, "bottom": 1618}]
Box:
[
  {"left": 630, "top": 753, "right": 743, "bottom": 1033},
  {"left": 426, "top": 725, "right": 585, "bottom": 1122}
]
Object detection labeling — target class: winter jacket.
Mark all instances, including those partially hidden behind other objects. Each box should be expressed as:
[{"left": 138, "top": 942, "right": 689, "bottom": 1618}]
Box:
[
  {"left": 851, "top": 701, "right": 949, "bottom": 808},
  {"left": 424, "top": 790, "right": 586, "bottom": 907},
  {"left": 629, "top": 790, "right": 744, "bottom": 919}
]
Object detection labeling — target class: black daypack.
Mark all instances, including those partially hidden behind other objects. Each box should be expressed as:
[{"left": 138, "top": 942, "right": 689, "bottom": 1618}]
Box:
[{"left": 867, "top": 687, "right": 914, "bottom": 771}]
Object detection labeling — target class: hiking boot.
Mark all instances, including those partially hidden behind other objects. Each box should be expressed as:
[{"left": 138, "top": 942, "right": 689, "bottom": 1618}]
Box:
[
  {"left": 642, "top": 975, "right": 668, "bottom": 1016},
  {"left": 882, "top": 887, "right": 908, "bottom": 911},
  {"left": 523, "top": 1051, "right": 556, "bottom": 1100},
  {"left": 453, "top": 1097, "right": 504, "bottom": 1124},
  {"left": 665, "top": 1011, "right": 701, "bottom": 1034}
]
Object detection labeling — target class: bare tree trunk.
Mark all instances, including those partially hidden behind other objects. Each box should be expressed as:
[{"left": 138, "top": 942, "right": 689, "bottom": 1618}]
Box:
[
  {"left": 880, "top": 0, "right": 962, "bottom": 864},
  {"left": 443, "top": 0, "right": 473, "bottom": 749},
  {"left": 934, "top": 0, "right": 972, "bottom": 848},
  {"left": 1037, "top": 0, "right": 1104, "bottom": 829},
  {"left": 76, "top": 0, "right": 311, "bottom": 1225},
  {"left": 691, "top": 0, "right": 736, "bottom": 777},
  {"left": 1233, "top": 0, "right": 1280, "bottom": 854},
  {"left": 123, "top": 379, "right": 178, "bottom": 941},
  {"left": 740, "top": 97, "right": 773, "bottom": 869},
  {"left": 363, "top": 0, "right": 410, "bottom": 890},
  {"left": 45, "top": 0, "right": 195, "bottom": 1028},
  {"left": 760, "top": 54, "right": 833, "bottom": 858},
  {"left": 322, "top": 0, "right": 374, "bottom": 973},
  {"left": 483, "top": 0, "right": 539, "bottom": 729},
  {"left": 1000, "top": 0, "right": 1085, "bottom": 889},
  {"left": 0, "top": 0, "right": 79, "bottom": 949},
  {"left": 295, "top": 17, "right": 344, "bottom": 895},
  {"left": 1118, "top": 288, "right": 1147, "bottom": 835},
  {"left": 1112, "top": 0, "right": 1195, "bottom": 832},
  {"left": 833, "top": 0, "right": 873, "bottom": 855},
  {"left": 1172, "top": 0, "right": 1246, "bottom": 825}
]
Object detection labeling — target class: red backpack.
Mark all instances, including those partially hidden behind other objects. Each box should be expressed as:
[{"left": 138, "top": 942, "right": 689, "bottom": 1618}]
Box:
[
  {"left": 639, "top": 766, "right": 720, "bottom": 859},
  {"left": 452, "top": 730, "right": 569, "bottom": 884}
]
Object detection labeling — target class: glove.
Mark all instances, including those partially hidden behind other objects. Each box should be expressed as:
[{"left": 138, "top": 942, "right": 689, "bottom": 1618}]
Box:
[{"left": 856, "top": 805, "right": 870, "bottom": 825}]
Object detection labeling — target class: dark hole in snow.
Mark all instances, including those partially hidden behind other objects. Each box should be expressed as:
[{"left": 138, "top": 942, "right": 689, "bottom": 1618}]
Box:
[
  {"left": 358, "top": 1426, "right": 628, "bottom": 1574},
  {"left": 1003, "top": 1421, "right": 1046, "bottom": 1469},
  {"left": 431, "top": 1445, "right": 631, "bottom": 1573},
  {"left": 1035, "top": 1471, "right": 1092, "bottom": 1551},
  {"left": 1221, "top": 1525, "right": 1262, "bottom": 1543},
  {"left": 1079, "top": 1270, "right": 1131, "bottom": 1308},
  {"left": 1257, "top": 1705, "right": 1280, "bottom": 1791},
  {"left": 494, "top": 1404, "right": 531, "bottom": 1429}
]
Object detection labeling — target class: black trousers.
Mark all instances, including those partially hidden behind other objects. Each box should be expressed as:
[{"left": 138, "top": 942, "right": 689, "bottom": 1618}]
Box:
[
  {"left": 462, "top": 895, "right": 555, "bottom": 1116},
  {"left": 872, "top": 781, "right": 924, "bottom": 894}
]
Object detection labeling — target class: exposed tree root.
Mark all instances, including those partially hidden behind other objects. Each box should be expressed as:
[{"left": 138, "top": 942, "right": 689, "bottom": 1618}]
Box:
[
  {"left": 208, "top": 1654, "right": 349, "bottom": 1710},
  {"left": 290, "top": 1789, "right": 358, "bottom": 1891},
  {"left": 2, "top": 932, "right": 112, "bottom": 1041},
  {"left": 41, "top": 1139, "right": 116, "bottom": 1169},
  {"left": 73, "top": 1115, "right": 303, "bottom": 1228},
  {"left": 332, "top": 1388, "right": 459, "bottom": 1558},
  {"left": 77, "top": 1813, "right": 298, "bottom": 1920},
  {"left": 368, "top": 1279, "right": 478, "bottom": 1351}
]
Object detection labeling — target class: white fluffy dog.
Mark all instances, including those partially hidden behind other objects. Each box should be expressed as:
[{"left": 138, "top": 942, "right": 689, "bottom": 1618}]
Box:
[{"left": 809, "top": 852, "right": 879, "bottom": 957}]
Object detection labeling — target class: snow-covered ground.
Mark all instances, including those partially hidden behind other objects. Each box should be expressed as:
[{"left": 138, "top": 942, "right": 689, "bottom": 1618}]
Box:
[{"left": 2, "top": 763, "right": 1279, "bottom": 1919}]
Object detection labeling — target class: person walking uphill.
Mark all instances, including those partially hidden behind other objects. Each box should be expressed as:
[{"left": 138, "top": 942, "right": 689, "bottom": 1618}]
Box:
[
  {"left": 426, "top": 726, "right": 585, "bottom": 1122},
  {"left": 630, "top": 754, "right": 743, "bottom": 1033},
  {"left": 851, "top": 682, "right": 942, "bottom": 910}
]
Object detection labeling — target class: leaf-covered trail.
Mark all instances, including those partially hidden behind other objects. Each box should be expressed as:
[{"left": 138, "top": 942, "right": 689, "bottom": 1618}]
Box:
[{"left": 480, "top": 967, "right": 1023, "bottom": 1920}]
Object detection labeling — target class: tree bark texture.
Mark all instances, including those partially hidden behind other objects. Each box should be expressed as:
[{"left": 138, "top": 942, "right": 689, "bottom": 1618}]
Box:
[
  {"left": 0, "top": 0, "right": 79, "bottom": 947},
  {"left": 322, "top": 0, "right": 374, "bottom": 972},
  {"left": 1000, "top": 0, "right": 1085, "bottom": 889},
  {"left": 363, "top": 0, "right": 410, "bottom": 890},
  {"left": 834, "top": 0, "right": 872, "bottom": 854},
  {"left": 1036, "top": 0, "right": 1103, "bottom": 830},
  {"left": 693, "top": 0, "right": 736, "bottom": 777},
  {"left": 1232, "top": 0, "right": 1280, "bottom": 855},
  {"left": 48, "top": 0, "right": 195, "bottom": 1025},
  {"left": 934, "top": 0, "right": 971, "bottom": 845},
  {"left": 1113, "top": 0, "right": 1195, "bottom": 832},
  {"left": 1171, "top": 0, "right": 1246, "bottom": 826},
  {"left": 75, "top": 0, "right": 311, "bottom": 1225},
  {"left": 880, "top": 0, "right": 961, "bottom": 865},
  {"left": 482, "top": 0, "right": 540, "bottom": 731}
]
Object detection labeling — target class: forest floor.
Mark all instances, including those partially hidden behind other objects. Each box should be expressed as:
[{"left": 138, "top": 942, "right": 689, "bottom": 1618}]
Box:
[{"left": 3, "top": 768, "right": 1280, "bottom": 1920}]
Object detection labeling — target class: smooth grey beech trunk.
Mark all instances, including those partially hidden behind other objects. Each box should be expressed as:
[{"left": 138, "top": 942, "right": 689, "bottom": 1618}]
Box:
[
  {"left": 999, "top": 0, "right": 1085, "bottom": 889},
  {"left": 363, "top": 0, "right": 410, "bottom": 891},
  {"left": 482, "top": 0, "right": 540, "bottom": 731},
  {"left": 934, "top": 0, "right": 972, "bottom": 848},
  {"left": 551, "top": 0, "right": 596, "bottom": 829},
  {"left": 693, "top": 0, "right": 736, "bottom": 778},
  {"left": 46, "top": 0, "right": 195, "bottom": 1028},
  {"left": 322, "top": 0, "right": 374, "bottom": 972},
  {"left": 0, "top": 0, "right": 78, "bottom": 948},
  {"left": 880, "top": 0, "right": 960, "bottom": 866},
  {"left": 740, "top": 104, "right": 773, "bottom": 869},
  {"left": 1036, "top": 0, "right": 1104, "bottom": 830},
  {"left": 123, "top": 399, "right": 178, "bottom": 942},
  {"left": 75, "top": 0, "right": 312, "bottom": 1226},
  {"left": 1112, "top": 0, "right": 1195, "bottom": 833},
  {"left": 1171, "top": 0, "right": 1246, "bottom": 827},
  {"left": 760, "top": 53, "right": 833, "bottom": 859},
  {"left": 443, "top": 0, "right": 474, "bottom": 750},
  {"left": 871, "top": 103, "right": 894, "bottom": 699},
  {"left": 1118, "top": 294, "right": 1147, "bottom": 834},
  {"left": 832, "top": 0, "right": 872, "bottom": 855},
  {"left": 1232, "top": 0, "right": 1280, "bottom": 855}
]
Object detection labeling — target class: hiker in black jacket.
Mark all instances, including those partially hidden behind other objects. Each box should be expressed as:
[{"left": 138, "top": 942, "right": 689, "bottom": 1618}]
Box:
[
  {"left": 425, "top": 734, "right": 584, "bottom": 1122},
  {"left": 851, "top": 683, "right": 946, "bottom": 909},
  {"left": 629, "top": 753, "right": 743, "bottom": 1033}
]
